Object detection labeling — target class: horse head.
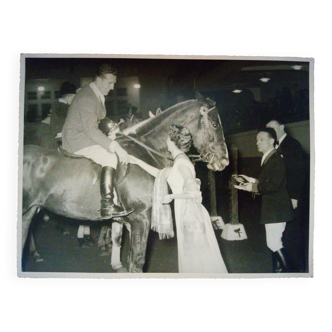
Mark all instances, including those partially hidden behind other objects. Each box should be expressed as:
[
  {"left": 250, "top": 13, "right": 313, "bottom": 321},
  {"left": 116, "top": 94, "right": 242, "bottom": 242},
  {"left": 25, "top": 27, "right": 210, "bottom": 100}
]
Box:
[
  {"left": 188, "top": 92, "right": 229, "bottom": 171},
  {"left": 125, "top": 94, "right": 229, "bottom": 171}
]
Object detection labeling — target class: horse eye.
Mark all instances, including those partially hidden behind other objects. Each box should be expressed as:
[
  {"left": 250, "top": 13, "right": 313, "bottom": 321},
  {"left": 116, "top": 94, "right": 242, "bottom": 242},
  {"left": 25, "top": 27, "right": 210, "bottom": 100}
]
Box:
[{"left": 213, "top": 123, "right": 219, "bottom": 129}]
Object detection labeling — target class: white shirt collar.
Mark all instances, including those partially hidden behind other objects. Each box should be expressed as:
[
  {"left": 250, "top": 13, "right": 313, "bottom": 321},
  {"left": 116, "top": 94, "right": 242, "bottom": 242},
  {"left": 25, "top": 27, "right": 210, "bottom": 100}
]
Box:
[
  {"left": 89, "top": 82, "right": 105, "bottom": 105},
  {"left": 261, "top": 148, "right": 275, "bottom": 166},
  {"left": 277, "top": 133, "right": 287, "bottom": 148}
]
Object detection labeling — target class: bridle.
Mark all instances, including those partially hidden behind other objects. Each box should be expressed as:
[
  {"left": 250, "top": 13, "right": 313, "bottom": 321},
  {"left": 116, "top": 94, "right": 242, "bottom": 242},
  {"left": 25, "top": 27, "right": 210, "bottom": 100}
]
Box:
[
  {"left": 118, "top": 104, "right": 223, "bottom": 166},
  {"left": 187, "top": 105, "right": 222, "bottom": 165},
  {"left": 188, "top": 151, "right": 217, "bottom": 164}
]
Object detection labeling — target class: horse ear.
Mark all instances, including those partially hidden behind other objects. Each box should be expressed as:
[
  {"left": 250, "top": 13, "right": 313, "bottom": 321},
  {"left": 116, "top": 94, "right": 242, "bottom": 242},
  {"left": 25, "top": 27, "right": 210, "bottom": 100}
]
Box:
[
  {"left": 149, "top": 111, "right": 155, "bottom": 118},
  {"left": 207, "top": 97, "right": 216, "bottom": 107},
  {"left": 195, "top": 91, "right": 205, "bottom": 103},
  {"left": 156, "top": 108, "right": 162, "bottom": 115}
]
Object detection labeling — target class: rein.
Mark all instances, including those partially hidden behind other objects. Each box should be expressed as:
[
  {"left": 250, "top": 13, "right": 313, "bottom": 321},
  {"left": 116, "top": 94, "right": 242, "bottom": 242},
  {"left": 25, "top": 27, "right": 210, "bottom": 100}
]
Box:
[{"left": 117, "top": 133, "right": 174, "bottom": 161}]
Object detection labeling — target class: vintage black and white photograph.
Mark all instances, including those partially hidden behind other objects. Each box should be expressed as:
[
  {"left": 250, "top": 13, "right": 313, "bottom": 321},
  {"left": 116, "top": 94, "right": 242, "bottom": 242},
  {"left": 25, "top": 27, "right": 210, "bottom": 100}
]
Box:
[{"left": 18, "top": 54, "right": 313, "bottom": 277}]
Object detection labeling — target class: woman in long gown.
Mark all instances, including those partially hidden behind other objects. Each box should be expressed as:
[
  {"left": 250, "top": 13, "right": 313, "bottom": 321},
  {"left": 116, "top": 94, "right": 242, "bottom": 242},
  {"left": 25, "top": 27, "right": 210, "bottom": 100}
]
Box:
[{"left": 129, "top": 125, "right": 228, "bottom": 273}]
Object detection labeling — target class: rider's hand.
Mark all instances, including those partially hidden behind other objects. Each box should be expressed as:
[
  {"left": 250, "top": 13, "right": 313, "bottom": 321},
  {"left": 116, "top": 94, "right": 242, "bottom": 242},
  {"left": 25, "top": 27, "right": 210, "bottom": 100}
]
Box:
[
  {"left": 108, "top": 132, "right": 117, "bottom": 140},
  {"left": 115, "top": 146, "right": 129, "bottom": 164}
]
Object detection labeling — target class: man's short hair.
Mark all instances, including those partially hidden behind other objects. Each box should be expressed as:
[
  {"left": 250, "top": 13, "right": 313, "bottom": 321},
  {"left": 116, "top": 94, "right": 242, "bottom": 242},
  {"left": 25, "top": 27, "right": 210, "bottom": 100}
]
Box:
[
  {"left": 258, "top": 127, "right": 278, "bottom": 147},
  {"left": 95, "top": 63, "right": 117, "bottom": 78},
  {"left": 268, "top": 118, "right": 283, "bottom": 126}
]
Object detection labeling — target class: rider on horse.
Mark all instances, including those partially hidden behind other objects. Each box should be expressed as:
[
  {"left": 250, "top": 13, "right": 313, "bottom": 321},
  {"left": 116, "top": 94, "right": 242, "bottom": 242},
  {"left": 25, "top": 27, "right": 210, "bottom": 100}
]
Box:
[{"left": 62, "top": 63, "right": 132, "bottom": 219}]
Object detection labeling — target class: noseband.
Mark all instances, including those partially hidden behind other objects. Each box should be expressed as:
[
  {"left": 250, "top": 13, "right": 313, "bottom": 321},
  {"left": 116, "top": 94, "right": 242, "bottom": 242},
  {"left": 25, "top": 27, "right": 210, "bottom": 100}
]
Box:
[{"left": 189, "top": 151, "right": 217, "bottom": 164}]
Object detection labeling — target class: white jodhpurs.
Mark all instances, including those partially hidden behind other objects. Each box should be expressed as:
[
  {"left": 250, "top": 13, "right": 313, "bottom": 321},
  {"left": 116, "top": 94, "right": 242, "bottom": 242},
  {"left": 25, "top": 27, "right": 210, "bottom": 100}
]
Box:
[
  {"left": 74, "top": 145, "right": 118, "bottom": 168},
  {"left": 265, "top": 222, "right": 286, "bottom": 252}
]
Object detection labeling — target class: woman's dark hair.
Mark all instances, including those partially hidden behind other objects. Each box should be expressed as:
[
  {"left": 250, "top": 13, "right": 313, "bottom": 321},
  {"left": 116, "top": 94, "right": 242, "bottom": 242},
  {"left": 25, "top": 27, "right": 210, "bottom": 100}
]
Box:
[
  {"left": 169, "top": 125, "right": 193, "bottom": 153},
  {"left": 258, "top": 127, "right": 278, "bottom": 147}
]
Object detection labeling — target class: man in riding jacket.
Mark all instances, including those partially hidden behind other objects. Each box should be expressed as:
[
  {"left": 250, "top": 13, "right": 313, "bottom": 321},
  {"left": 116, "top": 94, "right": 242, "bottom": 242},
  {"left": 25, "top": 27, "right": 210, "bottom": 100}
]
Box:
[{"left": 62, "top": 63, "right": 131, "bottom": 219}]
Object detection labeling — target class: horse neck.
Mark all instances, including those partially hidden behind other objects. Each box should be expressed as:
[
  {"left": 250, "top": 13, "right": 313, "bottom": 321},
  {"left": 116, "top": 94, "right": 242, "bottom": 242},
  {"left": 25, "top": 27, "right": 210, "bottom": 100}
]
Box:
[{"left": 135, "top": 100, "right": 199, "bottom": 155}]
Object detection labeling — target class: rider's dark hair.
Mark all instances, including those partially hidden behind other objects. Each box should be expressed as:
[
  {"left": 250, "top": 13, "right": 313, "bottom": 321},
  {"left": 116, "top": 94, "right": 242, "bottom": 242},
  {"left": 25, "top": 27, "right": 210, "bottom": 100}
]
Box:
[
  {"left": 95, "top": 63, "right": 117, "bottom": 79},
  {"left": 169, "top": 125, "right": 193, "bottom": 153}
]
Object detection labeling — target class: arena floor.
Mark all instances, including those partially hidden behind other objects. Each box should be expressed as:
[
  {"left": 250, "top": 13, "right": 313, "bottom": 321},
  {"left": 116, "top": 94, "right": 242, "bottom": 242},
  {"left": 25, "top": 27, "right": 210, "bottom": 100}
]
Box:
[{"left": 22, "top": 189, "right": 310, "bottom": 275}]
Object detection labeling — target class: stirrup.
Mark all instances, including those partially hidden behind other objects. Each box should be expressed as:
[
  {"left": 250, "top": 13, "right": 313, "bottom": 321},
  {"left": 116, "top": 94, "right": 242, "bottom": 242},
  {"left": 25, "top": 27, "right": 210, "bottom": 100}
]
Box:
[{"left": 100, "top": 207, "right": 134, "bottom": 220}]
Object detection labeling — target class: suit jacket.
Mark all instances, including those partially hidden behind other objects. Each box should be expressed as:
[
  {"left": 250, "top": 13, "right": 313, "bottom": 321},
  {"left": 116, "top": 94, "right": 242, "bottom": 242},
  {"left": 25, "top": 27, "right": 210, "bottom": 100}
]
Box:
[
  {"left": 253, "top": 150, "right": 294, "bottom": 224},
  {"left": 277, "top": 135, "right": 306, "bottom": 200},
  {"left": 62, "top": 84, "right": 112, "bottom": 153}
]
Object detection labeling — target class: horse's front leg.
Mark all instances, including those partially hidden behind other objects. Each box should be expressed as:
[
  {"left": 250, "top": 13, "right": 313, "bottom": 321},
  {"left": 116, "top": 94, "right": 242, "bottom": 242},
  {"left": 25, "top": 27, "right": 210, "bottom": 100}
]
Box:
[{"left": 127, "top": 211, "right": 151, "bottom": 273}]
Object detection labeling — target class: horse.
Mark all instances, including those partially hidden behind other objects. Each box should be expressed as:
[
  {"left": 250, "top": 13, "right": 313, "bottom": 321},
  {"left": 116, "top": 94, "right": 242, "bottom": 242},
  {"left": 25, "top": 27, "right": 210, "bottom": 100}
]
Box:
[
  {"left": 21, "top": 92, "right": 229, "bottom": 273},
  {"left": 23, "top": 115, "right": 142, "bottom": 256}
]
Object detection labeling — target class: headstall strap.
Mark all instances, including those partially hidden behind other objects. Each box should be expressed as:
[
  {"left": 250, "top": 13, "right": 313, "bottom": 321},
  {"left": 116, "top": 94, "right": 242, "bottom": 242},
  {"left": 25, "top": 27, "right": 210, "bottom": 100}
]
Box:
[
  {"left": 199, "top": 106, "right": 209, "bottom": 129},
  {"left": 199, "top": 106, "right": 217, "bottom": 132},
  {"left": 195, "top": 106, "right": 218, "bottom": 164}
]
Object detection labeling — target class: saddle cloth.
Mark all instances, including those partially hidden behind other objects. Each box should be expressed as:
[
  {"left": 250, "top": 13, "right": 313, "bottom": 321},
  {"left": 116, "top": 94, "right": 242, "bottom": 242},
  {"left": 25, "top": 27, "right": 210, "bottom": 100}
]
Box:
[{"left": 57, "top": 146, "right": 127, "bottom": 204}]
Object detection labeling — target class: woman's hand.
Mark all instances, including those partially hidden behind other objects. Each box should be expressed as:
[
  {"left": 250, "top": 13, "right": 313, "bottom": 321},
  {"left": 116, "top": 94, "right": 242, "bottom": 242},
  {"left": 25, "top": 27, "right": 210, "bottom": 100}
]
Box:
[
  {"left": 161, "top": 194, "right": 173, "bottom": 204},
  {"left": 128, "top": 155, "right": 140, "bottom": 165}
]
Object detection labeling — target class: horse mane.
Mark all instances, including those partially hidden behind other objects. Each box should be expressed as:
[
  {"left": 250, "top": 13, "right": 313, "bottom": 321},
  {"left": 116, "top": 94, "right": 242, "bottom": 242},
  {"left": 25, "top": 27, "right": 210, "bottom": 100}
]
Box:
[
  {"left": 122, "top": 100, "right": 197, "bottom": 137},
  {"left": 118, "top": 99, "right": 200, "bottom": 169}
]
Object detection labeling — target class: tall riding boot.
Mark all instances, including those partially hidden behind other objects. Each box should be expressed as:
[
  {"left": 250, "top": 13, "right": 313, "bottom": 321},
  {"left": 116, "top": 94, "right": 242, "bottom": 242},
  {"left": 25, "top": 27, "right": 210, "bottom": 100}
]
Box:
[
  {"left": 274, "top": 248, "right": 293, "bottom": 273},
  {"left": 100, "top": 166, "right": 132, "bottom": 219}
]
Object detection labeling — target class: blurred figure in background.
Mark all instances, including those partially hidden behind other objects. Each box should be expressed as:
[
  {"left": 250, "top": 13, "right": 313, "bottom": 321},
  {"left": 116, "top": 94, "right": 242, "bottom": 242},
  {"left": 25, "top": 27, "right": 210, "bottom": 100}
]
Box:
[
  {"left": 30, "top": 81, "right": 77, "bottom": 149},
  {"left": 49, "top": 81, "right": 77, "bottom": 149}
]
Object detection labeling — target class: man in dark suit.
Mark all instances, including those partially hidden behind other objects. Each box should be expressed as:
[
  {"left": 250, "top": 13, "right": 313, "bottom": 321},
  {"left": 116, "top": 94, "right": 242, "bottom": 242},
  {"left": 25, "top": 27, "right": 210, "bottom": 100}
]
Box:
[
  {"left": 62, "top": 63, "right": 131, "bottom": 220},
  {"left": 235, "top": 128, "right": 294, "bottom": 273},
  {"left": 266, "top": 119, "right": 307, "bottom": 272}
]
